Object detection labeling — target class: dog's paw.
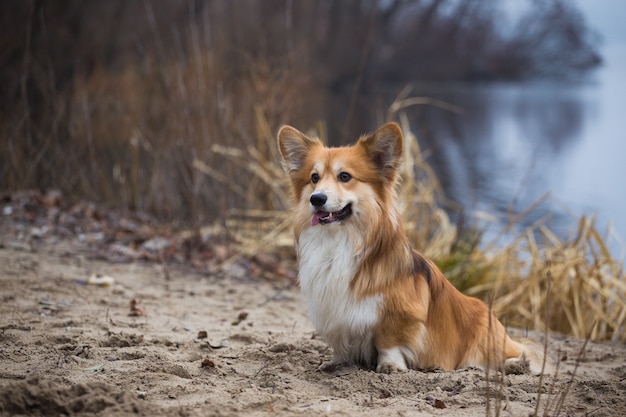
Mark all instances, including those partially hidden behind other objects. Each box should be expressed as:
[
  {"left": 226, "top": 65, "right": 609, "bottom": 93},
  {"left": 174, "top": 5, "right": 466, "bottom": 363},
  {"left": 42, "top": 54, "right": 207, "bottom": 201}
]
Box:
[
  {"left": 376, "top": 362, "right": 408, "bottom": 374},
  {"left": 505, "top": 345, "right": 554, "bottom": 376},
  {"left": 504, "top": 355, "right": 530, "bottom": 375},
  {"left": 376, "top": 346, "right": 409, "bottom": 373}
]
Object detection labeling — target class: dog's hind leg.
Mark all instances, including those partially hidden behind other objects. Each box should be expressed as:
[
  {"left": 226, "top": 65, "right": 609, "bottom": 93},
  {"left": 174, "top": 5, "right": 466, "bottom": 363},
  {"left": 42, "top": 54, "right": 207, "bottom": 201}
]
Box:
[{"left": 503, "top": 337, "right": 552, "bottom": 375}]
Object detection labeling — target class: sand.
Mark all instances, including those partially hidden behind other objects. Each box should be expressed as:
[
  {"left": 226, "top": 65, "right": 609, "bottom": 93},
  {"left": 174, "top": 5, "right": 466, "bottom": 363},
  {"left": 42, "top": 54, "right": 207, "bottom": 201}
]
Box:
[{"left": 1, "top": 225, "right": 625, "bottom": 416}]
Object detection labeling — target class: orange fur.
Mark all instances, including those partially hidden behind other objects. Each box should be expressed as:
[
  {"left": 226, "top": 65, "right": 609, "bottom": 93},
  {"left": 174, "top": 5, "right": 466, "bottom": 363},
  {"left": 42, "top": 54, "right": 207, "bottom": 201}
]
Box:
[{"left": 278, "top": 122, "right": 548, "bottom": 374}]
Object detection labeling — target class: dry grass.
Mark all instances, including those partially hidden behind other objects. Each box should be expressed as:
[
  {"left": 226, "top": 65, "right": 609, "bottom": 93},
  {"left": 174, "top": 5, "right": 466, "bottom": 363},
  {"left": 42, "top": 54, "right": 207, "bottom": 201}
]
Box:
[
  {"left": 481, "top": 216, "right": 626, "bottom": 342},
  {"left": 1, "top": 4, "right": 319, "bottom": 223}
]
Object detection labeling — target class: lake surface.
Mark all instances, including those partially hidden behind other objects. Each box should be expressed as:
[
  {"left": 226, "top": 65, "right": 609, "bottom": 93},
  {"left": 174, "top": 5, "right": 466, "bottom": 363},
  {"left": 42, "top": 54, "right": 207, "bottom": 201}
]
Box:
[{"left": 407, "top": 45, "right": 626, "bottom": 258}]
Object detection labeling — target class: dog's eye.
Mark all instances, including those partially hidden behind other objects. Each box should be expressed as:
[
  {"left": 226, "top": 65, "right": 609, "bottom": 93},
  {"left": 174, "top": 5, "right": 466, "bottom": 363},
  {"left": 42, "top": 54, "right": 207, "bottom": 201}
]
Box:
[
  {"left": 338, "top": 172, "right": 352, "bottom": 182},
  {"left": 311, "top": 173, "right": 320, "bottom": 184}
]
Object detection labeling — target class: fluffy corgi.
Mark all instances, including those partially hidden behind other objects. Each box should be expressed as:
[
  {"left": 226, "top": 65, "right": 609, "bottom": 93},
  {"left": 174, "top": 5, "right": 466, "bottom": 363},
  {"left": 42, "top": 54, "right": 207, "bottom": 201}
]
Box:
[{"left": 278, "top": 122, "right": 548, "bottom": 374}]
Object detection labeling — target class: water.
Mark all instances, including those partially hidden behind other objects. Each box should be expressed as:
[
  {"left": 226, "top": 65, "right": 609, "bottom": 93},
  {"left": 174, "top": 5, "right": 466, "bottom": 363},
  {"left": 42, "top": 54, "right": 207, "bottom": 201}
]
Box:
[{"left": 407, "top": 45, "right": 626, "bottom": 257}]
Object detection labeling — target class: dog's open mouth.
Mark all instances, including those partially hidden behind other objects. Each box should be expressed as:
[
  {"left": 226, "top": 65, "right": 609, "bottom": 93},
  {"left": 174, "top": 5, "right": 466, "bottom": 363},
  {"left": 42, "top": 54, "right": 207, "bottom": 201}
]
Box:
[{"left": 311, "top": 204, "right": 353, "bottom": 226}]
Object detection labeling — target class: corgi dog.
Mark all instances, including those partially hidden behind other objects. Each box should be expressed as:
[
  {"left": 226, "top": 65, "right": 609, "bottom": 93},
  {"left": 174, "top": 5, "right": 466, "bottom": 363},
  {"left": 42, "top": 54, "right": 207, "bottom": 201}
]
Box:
[{"left": 278, "top": 122, "right": 547, "bottom": 374}]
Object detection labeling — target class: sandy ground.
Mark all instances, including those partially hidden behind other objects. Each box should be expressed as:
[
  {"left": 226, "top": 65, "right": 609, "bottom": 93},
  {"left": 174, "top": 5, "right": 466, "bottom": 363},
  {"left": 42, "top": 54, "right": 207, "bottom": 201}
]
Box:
[{"left": 1, "top": 228, "right": 626, "bottom": 416}]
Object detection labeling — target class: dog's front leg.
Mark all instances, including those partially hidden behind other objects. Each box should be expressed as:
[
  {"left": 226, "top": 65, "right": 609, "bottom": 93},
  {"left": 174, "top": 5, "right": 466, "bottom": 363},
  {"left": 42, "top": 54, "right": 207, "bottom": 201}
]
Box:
[{"left": 376, "top": 346, "right": 409, "bottom": 373}]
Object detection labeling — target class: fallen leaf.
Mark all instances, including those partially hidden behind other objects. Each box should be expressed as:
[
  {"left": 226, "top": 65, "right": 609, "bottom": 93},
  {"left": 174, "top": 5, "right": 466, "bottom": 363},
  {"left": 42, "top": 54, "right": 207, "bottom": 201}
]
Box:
[
  {"left": 204, "top": 340, "right": 227, "bottom": 349},
  {"left": 232, "top": 311, "right": 249, "bottom": 325},
  {"left": 434, "top": 399, "right": 446, "bottom": 409},
  {"left": 81, "top": 364, "right": 104, "bottom": 372},
  {"left": 88, "top": 274, "right": 115, "bottom": 287},
  {"left": 129, "top": 299, "right": 146, "bottom": 316},
  {"left": 201, "top": 358, "right": 215, "bottom": 368}
]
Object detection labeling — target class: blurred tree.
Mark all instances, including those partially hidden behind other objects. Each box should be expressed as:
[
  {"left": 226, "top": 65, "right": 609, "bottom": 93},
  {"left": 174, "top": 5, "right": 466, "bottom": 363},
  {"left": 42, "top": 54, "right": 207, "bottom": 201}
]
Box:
[
  {"left": 498, "top": 0, "right": 602, "bottom": 79},
  {"left": 0, "top": 0, "right": 602, "bottom": 221}
]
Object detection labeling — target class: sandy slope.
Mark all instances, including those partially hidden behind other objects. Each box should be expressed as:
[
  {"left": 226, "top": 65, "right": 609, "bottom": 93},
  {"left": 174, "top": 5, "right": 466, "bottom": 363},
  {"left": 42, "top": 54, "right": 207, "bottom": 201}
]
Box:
[{"left": 1, "top": 237, "right": 625, "bottom": 417}]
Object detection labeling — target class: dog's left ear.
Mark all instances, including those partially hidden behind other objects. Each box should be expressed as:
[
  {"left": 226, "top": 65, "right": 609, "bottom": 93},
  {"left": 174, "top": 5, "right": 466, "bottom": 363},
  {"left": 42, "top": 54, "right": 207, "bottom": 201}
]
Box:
[{"left": 359, "top": 122, "right": 404, "bottom": 183}]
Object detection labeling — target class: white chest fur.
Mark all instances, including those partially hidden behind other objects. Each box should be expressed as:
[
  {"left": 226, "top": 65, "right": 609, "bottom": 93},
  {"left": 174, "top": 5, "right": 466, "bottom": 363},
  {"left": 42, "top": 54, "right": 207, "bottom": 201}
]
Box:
[{"left": 297, "top": 226, "right": 381, "bottom": 363}]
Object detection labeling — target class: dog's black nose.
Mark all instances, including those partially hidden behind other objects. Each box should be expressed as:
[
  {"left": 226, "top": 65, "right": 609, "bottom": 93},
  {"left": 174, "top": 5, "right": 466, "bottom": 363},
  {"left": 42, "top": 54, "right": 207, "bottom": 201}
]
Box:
[{"left": 310, "top": 192, "right": 327, "bottom": 207}]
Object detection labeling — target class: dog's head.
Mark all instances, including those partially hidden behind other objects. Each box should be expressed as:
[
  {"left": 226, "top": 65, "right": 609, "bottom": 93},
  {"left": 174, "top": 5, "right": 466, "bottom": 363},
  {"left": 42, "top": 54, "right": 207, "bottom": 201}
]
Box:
[{"left": 277, "top": 123, "right": 404, "bottom": 229}]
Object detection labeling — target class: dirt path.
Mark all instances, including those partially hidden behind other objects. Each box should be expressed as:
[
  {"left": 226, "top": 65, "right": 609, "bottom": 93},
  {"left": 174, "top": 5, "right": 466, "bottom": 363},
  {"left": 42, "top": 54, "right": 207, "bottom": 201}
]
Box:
[{"left": 1, "top": 236, "right": 625, "bottom": 416}]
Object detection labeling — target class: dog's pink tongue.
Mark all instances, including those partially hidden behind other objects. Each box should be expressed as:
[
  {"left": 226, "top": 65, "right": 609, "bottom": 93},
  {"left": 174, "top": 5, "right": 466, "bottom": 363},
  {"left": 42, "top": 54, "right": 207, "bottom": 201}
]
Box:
[{"left": 311, "top": 211, "right": 329, "bottom": 226}]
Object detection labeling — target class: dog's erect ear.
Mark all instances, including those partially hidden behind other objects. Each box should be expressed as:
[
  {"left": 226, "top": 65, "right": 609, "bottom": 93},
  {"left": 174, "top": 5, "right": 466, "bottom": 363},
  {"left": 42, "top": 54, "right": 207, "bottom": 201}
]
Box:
[
  {"left": 277, "top": 126, "right": 320, "bottom": 173},
  {"left": 358, "top": 122, "right": 404, "bottom": 182}
]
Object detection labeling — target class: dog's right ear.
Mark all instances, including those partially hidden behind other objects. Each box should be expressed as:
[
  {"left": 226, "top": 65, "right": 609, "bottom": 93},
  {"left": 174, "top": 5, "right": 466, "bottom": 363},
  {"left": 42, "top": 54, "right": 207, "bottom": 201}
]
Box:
[{"left": 277, "top": 126, "right": 320, "bottom": 173}]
